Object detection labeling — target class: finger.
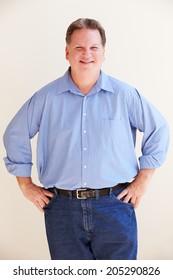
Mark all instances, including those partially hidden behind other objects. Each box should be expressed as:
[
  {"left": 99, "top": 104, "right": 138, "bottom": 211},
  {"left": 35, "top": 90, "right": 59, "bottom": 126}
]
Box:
[
  {"left": 35, "top": 196, "right": 49, "bottom": 209},
  {"left": 38, "top": 190, "right": 53, "bottom": 204},
  {"left": 116, "top": 189, "right": 128, "bottom": 200},
  {"left": 130, "top": 197, "right": 136, "bottom": 205},
  {"left": 133, "top": 197, "right": 141, "bottom": 209},
  {"left": 38, "top": 194, "right": 52, "bottom": 208},
  {"left": 35, "top": 201, "right": 44, "bottom": 213},
  {"left": 43, "top": 190, "right": 54, "bottom": 198},
  {"left": 42, "top": 195, "right": 51, "bottom": 205},
  {"left": 122, "top": 194, "right": 132, "bottom": 204}
]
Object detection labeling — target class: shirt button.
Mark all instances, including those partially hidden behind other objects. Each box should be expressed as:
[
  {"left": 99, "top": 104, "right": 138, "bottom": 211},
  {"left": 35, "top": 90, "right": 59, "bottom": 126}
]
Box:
[
  {"left": 84, "top": 130, "right": 87, "bottom": 133},
  {"left": 84, "top": 148, "right": 87, "bottom": 151},
  {"left": 84, "top": 182, "right": 87, "bottom": 186},
  {"left": 84, "top": 113, "right": 87, "bottom": 116},
  {"left": 84, "top": 165, "right": 87, "bottom": 168}
]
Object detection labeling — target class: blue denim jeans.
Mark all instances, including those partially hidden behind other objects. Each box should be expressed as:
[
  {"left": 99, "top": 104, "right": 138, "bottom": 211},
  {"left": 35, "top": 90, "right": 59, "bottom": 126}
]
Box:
[{"left": 44, "top": 184, "right": 137, "bottom": 260}]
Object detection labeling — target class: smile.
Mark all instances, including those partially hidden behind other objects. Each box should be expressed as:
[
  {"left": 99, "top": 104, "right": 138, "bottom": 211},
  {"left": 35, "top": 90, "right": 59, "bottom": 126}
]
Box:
[{"left": 80, "top": 61, "right": 94, "bottom": 64}]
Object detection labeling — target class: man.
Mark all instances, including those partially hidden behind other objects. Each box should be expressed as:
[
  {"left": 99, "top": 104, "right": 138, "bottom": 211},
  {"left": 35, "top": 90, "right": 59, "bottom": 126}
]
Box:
[{"left": 3, "top": 18, "right": 169, "bottom": 260}]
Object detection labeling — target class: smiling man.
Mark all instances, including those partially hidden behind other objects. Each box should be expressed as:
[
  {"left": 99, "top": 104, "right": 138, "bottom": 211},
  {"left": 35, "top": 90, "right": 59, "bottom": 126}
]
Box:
[
  {"left": 65, "top": 27, "right": 105, "bottom": 94},
  {"left": 3, "top": 18, "right": 169, "bottom": 260}
]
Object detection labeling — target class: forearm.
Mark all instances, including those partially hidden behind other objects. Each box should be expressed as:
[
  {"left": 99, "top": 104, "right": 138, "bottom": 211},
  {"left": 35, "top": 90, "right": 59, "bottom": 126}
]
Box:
[
  {"left": 135, "top": 168, "right": 156, "bottom": 183},
  {"left": 16, "top": 176, "right": 33, "bottom": 190}
]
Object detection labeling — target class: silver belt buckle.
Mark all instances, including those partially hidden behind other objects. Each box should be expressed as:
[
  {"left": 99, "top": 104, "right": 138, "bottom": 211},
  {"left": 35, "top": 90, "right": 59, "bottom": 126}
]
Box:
[{"left": 76, "top": 189, "right": 87, "bottom": 199}]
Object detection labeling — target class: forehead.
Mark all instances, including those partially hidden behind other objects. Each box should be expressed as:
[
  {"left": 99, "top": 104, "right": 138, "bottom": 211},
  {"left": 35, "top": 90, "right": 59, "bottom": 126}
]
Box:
[{"left": 69, "top": 28, "right": 102, "bottom": 45}]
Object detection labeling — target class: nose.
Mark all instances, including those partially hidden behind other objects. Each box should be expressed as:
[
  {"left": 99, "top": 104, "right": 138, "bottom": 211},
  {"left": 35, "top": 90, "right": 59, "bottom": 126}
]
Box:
[{"left": 82, "top": 48, "right": 91, "bottom": 57}]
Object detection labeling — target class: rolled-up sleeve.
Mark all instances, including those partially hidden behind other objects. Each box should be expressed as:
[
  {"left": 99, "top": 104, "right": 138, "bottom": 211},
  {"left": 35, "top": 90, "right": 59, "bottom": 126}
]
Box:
[
  {"left": 3, "top": 93, "right": 40, "bottom": 177},
  {"left": 129, "top": 89, "right": 170, "bottom": 169}
]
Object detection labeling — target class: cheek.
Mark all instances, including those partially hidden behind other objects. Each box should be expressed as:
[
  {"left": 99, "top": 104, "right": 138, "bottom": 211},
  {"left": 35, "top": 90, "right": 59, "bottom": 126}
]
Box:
[
  {"left": 95, "top": 54, "right": 105, "bottom": 63},
  {"left": 69, "top": 52, "right": 79, "bottom": 61}
]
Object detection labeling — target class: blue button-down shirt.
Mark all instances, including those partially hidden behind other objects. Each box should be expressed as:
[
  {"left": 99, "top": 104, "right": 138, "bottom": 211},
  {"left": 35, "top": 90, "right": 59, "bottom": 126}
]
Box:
[{"left": 3, "top": 69, "right": 169, "bottom": 189}]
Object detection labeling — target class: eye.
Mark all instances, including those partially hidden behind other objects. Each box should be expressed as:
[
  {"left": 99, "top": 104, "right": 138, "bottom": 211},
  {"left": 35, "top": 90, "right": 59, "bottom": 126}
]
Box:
[
  {"left": 91, "top": 46, "right": 99, "bottom": 50},
  {"left": 76, "top": 46, "right": 83, "bottom": 50}
]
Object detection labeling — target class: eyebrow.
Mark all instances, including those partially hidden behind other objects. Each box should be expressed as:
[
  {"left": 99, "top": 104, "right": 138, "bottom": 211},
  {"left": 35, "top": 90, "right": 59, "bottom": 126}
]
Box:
[{"left": 74, "top": 44, "right": 101, "bottom": 47}]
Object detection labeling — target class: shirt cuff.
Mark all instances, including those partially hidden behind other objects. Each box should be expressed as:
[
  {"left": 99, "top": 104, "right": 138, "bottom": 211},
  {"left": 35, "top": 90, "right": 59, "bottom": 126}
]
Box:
[
  {"left": 3, "top": 157, "right": 32, "bottom": 177},
  {"left": 139, "top": 155, "right": 166, "bottom": 169}
]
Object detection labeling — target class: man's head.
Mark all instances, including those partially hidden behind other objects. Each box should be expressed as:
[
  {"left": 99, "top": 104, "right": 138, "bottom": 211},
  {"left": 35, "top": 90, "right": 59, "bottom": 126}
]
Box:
[
  {"left": 66, "top": 18, "right": 106, "bottom": 47},
  {"left": 65, "top": 18, "right": 106, "bottom": 77}
]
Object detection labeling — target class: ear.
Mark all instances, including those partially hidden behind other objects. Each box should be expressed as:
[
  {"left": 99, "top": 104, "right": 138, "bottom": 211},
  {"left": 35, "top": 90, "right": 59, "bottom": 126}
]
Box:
[
  {"left": 103, "top": 48, "right": 106, "bottom": 61},
  {"left": 65, "top": 45, "right": 69, "bottom": 60}
]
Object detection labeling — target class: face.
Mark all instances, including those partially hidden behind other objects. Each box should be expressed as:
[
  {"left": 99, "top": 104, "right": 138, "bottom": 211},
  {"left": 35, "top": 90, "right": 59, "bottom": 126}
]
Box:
[{"left": 66, "top": 28, "right": 105, "bottom": 76}]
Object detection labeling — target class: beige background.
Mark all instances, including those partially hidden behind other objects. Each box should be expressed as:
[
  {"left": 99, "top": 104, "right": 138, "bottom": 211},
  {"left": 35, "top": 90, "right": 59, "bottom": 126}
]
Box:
[{"left": 0, "top": 0, "right": 172, "bottom": 259}]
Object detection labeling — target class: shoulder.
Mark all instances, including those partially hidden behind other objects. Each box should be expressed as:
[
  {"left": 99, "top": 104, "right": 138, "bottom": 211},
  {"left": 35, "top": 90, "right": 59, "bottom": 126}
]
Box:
[
  {"left": 104, "top": 73, "right": 140, "bottom": 103},
  {"left": 35, "top": 76, "right": 62, "bottom": 99},
  {"left": 34, "top": 69, "right": 69, "bottom": 102},
  {"left": 108, "top": 75, "right": 136, "bottom": 93}
]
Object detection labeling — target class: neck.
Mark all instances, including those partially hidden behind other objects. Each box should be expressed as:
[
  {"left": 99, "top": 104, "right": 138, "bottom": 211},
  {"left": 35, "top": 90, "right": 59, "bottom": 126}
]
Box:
[{"left": 70, "top": 70, "right": 100, "bottom": 95}]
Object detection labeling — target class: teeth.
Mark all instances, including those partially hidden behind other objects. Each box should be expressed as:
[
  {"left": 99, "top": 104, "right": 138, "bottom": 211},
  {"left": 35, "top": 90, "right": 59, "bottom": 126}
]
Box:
[{"left": 80, "top": 61, "right": 93, "bottom": 63}]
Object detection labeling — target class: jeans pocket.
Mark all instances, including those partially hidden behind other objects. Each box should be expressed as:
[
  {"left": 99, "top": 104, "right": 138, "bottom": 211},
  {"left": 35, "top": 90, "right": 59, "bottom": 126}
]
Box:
[
  {"left": 112, "top": 184, "right": 134, "bottom": 208},
  {"left": 112, "top": 194, "right": 134, "bottom": 208}
]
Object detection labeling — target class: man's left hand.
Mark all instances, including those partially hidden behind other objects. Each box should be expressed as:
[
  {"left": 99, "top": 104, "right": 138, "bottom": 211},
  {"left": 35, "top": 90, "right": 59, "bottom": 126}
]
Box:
[{"left": 116, "top": 168, "right": 156, "bottom": 209}]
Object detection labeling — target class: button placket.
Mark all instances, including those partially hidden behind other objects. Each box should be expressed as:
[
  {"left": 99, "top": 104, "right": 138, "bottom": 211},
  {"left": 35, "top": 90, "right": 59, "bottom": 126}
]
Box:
[{"left": 81, "top": 96, "right": 89, "bottom": 188}]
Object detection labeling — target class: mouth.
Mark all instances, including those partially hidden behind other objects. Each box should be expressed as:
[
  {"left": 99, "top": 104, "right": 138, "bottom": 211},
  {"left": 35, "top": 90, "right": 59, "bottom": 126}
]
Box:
[{"left": 80, "top": 60, "right": 94, "bottom": 64}]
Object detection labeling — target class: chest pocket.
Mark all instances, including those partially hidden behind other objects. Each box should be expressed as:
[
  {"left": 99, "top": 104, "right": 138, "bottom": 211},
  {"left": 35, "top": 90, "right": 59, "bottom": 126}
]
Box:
[{"left": 101, "top": 119, "right": 124, "bottom": 147}]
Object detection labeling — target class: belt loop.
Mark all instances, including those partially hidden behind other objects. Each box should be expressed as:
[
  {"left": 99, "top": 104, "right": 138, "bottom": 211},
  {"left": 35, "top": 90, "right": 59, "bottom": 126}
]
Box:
[
  {"left": 95, "top": 189, "right": 99, "bottom": 200},
  {"left": 109, "top": 188, "right": 113, "bottom": 196},
  {"left": 54, "top": 187, "right": 58, "bottom": 195},
  {"left": 68, "top": 191, "right": 73, "bottom": 199}
]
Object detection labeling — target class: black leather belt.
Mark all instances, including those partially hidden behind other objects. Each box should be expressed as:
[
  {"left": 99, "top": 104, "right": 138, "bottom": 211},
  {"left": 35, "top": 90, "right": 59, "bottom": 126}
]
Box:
[{"left": 53, "top": 183, "right": 127, "bottom": 199}]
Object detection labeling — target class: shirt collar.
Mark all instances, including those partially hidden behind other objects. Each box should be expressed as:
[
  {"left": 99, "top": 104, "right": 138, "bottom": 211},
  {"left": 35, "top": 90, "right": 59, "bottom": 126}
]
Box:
[{"left": 56, "top": 67, "right": 114, "bottom": 96}]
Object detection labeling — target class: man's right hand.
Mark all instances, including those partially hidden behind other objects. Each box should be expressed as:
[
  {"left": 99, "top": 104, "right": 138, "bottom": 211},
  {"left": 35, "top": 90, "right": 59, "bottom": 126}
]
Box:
[{"left": 16, "top": 177, "right": 54, "bottom": 212}]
